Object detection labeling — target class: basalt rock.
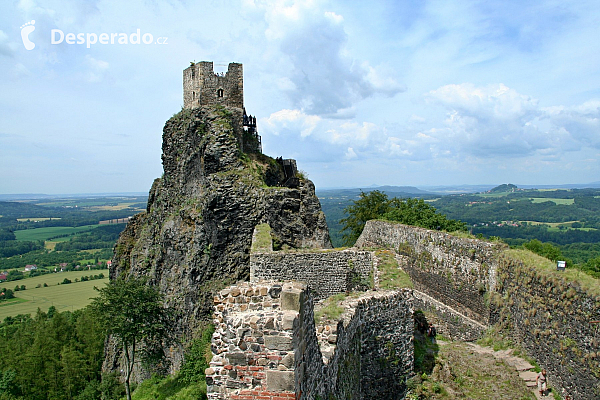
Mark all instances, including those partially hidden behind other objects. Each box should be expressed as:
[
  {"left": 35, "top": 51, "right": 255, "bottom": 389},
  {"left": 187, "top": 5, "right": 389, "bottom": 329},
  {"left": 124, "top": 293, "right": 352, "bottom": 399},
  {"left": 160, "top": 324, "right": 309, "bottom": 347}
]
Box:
[{"left": 105, "top": 106, "right": 331, "bottom": 377}]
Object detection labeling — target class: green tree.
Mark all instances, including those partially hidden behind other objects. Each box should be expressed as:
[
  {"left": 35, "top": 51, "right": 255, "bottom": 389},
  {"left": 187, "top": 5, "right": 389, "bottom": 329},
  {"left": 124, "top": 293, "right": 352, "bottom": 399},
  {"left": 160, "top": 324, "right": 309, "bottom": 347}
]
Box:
[
  {"left": 340, "top": 190, "right": 467, "bottom": 246},
  {"left": 523, "top": 239, "right": 563, "bottom": 261},
  {"left": 383, "top": 198, "right": 467, "bottom": 232},
  {"left": 89, "top": 277, "right": 173, "bottom": 400},
  {"left": 340, "top": 190, "right": 391, "bottom": 246}
]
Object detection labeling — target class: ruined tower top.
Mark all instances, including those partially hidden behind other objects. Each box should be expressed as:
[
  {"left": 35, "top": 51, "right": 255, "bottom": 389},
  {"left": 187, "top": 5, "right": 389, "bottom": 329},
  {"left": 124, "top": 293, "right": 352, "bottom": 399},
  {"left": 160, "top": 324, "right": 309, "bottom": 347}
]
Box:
[{"left": 183, "top": 61, "right": 243, "bottom": 109}]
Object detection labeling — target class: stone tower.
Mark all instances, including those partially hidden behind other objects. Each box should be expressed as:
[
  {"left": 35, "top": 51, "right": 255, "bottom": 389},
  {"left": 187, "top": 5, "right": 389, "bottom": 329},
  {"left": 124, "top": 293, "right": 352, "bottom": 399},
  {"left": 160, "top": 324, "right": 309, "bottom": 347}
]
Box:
[{"left": 183, "top": 62, "right": 243, "bottom": 109}]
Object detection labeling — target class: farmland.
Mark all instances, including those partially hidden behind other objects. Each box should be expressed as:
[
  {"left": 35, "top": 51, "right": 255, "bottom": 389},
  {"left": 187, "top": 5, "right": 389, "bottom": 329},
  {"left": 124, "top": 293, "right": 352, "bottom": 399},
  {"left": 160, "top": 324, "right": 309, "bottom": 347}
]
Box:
[
  {"left": 14, "top": 224, "right": 99, "bottom": 242},
  {"left": 0, "top": 269, "right": 109, "bottom": 319},
  {"left": 0, "top": 195, "right": 145, "bottom": 270}
]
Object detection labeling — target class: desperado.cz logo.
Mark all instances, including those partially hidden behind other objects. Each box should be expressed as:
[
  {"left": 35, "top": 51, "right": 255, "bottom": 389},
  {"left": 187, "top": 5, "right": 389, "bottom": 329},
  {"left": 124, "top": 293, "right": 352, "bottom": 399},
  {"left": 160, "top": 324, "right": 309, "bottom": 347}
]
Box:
[{"left": 20, "top": 21, "right": 167, "bottom": 50}]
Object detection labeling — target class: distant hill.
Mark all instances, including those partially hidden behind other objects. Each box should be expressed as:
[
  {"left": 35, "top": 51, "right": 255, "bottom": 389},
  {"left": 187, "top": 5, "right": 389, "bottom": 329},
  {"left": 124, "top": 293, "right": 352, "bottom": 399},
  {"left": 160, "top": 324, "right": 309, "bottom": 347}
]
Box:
[
  {"left": 317, "top": 185, "right": 436, "bottom": 199},
  {"left": 488, "top": 184, "right": 518, "bottom": 193}
]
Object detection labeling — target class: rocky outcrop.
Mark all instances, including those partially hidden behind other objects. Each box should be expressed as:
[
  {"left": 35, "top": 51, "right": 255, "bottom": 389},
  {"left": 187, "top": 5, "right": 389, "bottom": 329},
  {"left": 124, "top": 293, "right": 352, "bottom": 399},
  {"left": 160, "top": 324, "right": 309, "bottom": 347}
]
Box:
[{"left": 106, "top": 105, "right": 331, "bottom": 375}]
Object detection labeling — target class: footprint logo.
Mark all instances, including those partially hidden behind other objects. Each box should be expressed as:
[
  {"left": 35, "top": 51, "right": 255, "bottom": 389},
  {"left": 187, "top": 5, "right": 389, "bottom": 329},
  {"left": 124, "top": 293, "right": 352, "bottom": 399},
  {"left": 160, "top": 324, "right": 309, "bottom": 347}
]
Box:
[{"left": 20, "top": 20, "right": 36, "bottom": 50}]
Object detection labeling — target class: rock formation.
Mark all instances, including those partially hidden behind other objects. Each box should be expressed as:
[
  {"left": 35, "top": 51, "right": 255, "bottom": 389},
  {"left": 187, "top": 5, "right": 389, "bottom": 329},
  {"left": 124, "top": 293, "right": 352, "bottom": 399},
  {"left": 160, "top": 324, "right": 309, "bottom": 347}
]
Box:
[{"left": 105, "top": 104, "right": 331, "bottom": 375}]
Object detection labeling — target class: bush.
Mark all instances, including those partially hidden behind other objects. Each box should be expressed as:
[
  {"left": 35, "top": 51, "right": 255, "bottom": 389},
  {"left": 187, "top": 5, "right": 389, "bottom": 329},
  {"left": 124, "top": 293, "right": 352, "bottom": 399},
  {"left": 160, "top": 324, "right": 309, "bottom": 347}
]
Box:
[{"left": 179, "top": 325, "right": 215, "bottom": 384}]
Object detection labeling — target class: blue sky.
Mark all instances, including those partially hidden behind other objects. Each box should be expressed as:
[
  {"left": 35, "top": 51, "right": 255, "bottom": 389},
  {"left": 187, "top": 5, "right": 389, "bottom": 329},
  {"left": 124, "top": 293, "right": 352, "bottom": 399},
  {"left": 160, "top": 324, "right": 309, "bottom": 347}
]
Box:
[{"left": 1, "top": 0, "right": 599, "bottom": 193}]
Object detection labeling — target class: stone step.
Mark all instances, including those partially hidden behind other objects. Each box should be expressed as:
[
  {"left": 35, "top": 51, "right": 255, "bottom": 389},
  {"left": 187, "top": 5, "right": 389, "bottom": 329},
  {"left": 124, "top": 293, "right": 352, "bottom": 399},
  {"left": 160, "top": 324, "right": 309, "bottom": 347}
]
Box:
[{"left": 504, "top": 357, "right": 535, "bottom": 371}]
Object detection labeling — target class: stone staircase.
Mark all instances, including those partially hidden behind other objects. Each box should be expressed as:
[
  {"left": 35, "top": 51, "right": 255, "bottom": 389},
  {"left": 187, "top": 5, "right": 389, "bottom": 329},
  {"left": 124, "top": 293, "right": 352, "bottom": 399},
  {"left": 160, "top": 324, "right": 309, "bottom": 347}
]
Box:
[{"left": 464, "top": 343, "right": 553, "bottom": 399}]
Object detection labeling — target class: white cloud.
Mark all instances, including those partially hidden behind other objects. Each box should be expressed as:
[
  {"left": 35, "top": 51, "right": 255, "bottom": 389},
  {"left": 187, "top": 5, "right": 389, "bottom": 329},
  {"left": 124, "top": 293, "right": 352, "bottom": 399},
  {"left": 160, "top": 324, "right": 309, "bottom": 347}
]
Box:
[
  {"left": 423, "top": 83, "right": 599, "bottom": 160},
  {"left": 0, "top": 30, "right": 16, "bottom": 57},
  {"left": 543, "top": 100, "right": 600, "bottom": 148},
  {"left": 344, "top": 147, "right": 357, "bottom": 160},
  {"left": 84, "top": 55, "right": 109, "bottom": 83},
  {"left": 258, "top": 0, "right": 404, "bottom": 116},
  {"left": 262, "top": 109, "right": 321, "bottom": 137}
]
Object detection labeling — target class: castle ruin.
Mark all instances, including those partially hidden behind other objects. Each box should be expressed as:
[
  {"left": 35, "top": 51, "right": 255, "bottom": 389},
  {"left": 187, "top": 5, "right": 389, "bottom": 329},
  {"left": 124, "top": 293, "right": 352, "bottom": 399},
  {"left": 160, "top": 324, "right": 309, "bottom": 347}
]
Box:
[
  {"left": 183, "top": 61, "right": 262, "bottom": 154},
  {"left": 108, "top": 61, "right": 599, "bottom": 400}
]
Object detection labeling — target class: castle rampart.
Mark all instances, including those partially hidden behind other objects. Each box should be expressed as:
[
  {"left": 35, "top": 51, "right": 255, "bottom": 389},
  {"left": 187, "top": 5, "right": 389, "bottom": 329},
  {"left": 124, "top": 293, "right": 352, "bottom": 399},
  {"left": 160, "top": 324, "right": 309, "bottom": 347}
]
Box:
[
  {"left": 355, "top": 220, "right": 600, "bottom": 398},
  {"left": 356, "top": 220, "right": 504, "bottom": 327}
]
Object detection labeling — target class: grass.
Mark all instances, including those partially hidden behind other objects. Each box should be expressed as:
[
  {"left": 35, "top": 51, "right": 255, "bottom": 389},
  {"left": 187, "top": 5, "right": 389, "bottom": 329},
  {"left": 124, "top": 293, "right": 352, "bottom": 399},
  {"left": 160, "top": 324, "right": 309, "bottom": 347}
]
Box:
[
  {"left": 87, "top": 202, "right": 140, "bottom": 211},
  {"left": 410, "top": 331, "right": 536, "bottom": 400},
  {"left": 376, "top": 249, "right": 414, "bottom": 289},
  {"left": 131, "top": 375, "right": 206, "bottom": 400},
  {"left": 0, "top": 269, "right": 108, "bottom": 319},
  {"left": 14, "top": 225, "right": 99, "bottom": 242},
  {"left": 0, "top": 297, "right": 28, "bottom": 307},
  {"left": 251, "top": 223, "right": 272, "bottom": 252},
  {"left": 529, "top": 198, "right": 574, "bottom": 205},
  {"left": 314, "top": 293, "right": 347, "bottom": 323},
  {"left": 505, "top": 249, "right": 600, "bottom": 296}
]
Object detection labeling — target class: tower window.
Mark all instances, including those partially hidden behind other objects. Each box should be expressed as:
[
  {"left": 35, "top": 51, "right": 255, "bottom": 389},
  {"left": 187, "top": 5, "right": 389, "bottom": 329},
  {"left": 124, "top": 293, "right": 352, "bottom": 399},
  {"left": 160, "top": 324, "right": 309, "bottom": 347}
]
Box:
[{"left": 217, "top": 88, "right": 224, "bottom": 98}]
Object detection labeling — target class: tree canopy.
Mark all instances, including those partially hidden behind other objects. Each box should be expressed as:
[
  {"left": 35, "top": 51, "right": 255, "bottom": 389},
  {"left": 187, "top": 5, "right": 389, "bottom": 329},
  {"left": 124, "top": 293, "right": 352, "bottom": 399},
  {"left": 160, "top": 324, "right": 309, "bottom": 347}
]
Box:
[
  {"left": 90, "top": 276, "right": 174, "bottom": 400},
  {"left": 340, "top": 190, "right": 467, "bottom": 246}
]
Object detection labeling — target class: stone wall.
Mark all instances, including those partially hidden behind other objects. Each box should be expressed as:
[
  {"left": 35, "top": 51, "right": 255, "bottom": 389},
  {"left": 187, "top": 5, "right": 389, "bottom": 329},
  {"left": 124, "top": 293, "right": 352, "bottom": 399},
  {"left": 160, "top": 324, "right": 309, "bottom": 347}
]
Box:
[
  {"left": 183, "top": 62, "right": 243, "bottom": 110},
  {"left": 208, "top": 281, "right": 414, "bottom": 400},
  {"left": 295, "top": 289, "right": 414, "bottom": 400},
  {"left": 357, "top": 220, "right": 600, "bottom": 397},
  {"left": 412, "top": 289, "right": 486, "bottom": 342},
  {"left": 356, "top": 220, "right": 505, "bottom": 326},
  {"left": 495, "top": 255, "right": 600, "bottom": 399},
  {"left": 250, "top": 250, "right": 372, "bottom": 300},
  {"left": 207, "top": 281, "right": 303, "bottom": 399}
]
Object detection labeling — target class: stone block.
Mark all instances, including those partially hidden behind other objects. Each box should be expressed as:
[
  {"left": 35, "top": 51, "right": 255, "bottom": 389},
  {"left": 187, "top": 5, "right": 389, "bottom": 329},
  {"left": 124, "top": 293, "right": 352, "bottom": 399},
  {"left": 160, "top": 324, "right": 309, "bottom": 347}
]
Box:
[
  {"left": 281, "top": 352, "right": 295, "bottom": 368},
  {"left": 281, "top": 288, "right": 303, "bottom": 311},
  {"left": 282, "top": 311, "right": 298, "bottom": 330},
  {"left": 226, "top": 352, "right": 247, "bottom": 366},
  {"left": 264, "top": 335, "right": 293, "bottom": 351},
  {"left": 266, "top": 370, "right": 295, "bottom": 391}
]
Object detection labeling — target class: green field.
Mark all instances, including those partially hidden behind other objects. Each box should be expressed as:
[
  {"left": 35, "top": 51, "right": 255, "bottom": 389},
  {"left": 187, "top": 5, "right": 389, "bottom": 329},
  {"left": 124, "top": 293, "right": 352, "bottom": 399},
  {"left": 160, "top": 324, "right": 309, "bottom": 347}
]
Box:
[
  {"left": 14, "top": 225, "right": 99, "bottom": 241},
  {"left": 0, "top": 269, "right": 109, "bottom": 319},
  {"left": 16, "top": 217, "right": 61, "bottom": 222},
  {"left": 530, "top": 197, "right": 575, "bottom": 205}
]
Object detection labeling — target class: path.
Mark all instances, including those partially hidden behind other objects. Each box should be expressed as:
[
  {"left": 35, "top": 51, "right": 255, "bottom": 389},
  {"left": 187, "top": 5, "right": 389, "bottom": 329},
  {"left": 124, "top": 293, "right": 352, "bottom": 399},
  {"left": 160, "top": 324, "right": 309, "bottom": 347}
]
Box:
[{"left": 463, "top": 342, "right": 550, "bottom": 399}]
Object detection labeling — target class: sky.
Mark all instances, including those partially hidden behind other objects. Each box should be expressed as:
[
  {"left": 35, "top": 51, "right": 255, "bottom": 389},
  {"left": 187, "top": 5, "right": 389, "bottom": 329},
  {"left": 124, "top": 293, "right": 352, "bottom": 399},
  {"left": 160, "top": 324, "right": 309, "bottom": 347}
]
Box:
[{"left": 1, "top": 0, "right": 599, "bottom": 194}]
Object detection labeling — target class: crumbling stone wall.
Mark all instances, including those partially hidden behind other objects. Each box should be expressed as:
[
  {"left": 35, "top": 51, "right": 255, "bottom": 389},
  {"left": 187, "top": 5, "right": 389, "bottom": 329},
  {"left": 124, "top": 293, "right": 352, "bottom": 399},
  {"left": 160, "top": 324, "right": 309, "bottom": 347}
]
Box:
[
  {"left": 250, "top": 250, "right": 372, "bottom": 300},
  {"left": 356, "top": 220, "right": 504, "bottom": 326},
  {"left": 208, "top": 281, "right": 414, "bottom": 400},
  {"left": 495, "top": 255, "right": 600, "bottom": 399},
  {"left": 357, "top": 220, "right": 600, "bottom": 397},
  {"left": 207, "top": 281, "right": 302, "bottom": 399},
  {"left": 295, "top": 288, "right": 414, "bottom": 399}
]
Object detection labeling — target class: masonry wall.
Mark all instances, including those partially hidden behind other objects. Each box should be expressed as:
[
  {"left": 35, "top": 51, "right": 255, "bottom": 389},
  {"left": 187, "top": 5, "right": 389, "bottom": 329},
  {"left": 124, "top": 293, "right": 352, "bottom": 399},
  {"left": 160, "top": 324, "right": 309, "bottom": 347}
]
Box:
[
  {"left": 292, "top": 289, "right": 413, "bottom": 400},
  {"left": 356, "top": 220, "right": 504, "bottom": 326},
  {"left": 357, "top": 220, "right": 600, "bottom": 397},
  {"left": 208, "top": 281, "right": 414, "bottom": 400},
  {"left": 183, "top": 62, "right": 243, "bottom": 110},
  {"left": 412, "top": 290, "right": 486, "bottom": 341},
  {"left": 207, "top": 281, "right": 301, "bottom": 400},
  {"left": 496, "top": 255, "right": 600, "bottom": 399},
  {"left": 250, "top": 250, "right": 373, "bottom": 300}
]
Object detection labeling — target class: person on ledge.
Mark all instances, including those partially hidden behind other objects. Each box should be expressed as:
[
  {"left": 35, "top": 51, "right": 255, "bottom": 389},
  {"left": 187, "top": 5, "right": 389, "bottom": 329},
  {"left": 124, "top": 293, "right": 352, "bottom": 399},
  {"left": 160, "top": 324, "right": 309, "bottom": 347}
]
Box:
[
  {"left": 427, "top": 322, "right": 437, "bottom": 344},
  {"left": 537, "top": 369, "right": 547, "bottom": 396}
]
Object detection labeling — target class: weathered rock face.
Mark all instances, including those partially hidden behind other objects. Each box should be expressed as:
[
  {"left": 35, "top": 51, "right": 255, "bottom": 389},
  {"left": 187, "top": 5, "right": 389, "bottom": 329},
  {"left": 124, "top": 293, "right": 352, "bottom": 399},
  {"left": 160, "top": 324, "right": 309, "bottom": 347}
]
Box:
[{"left": 107, "top": 105, "right": 331, "bottom": 374}]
